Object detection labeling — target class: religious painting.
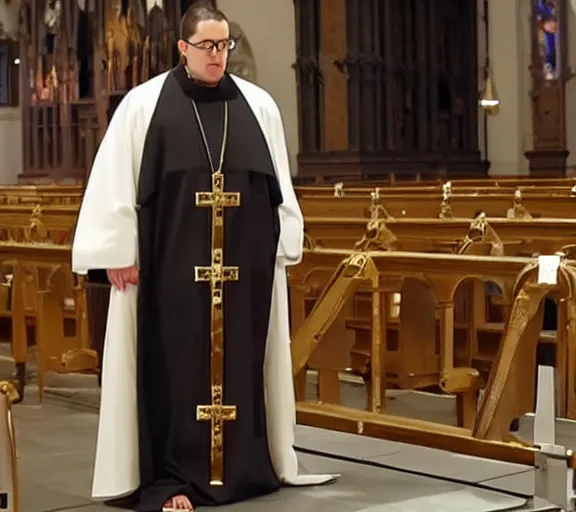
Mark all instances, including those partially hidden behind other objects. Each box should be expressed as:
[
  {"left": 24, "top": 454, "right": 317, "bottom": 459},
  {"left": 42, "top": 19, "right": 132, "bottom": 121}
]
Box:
[{"left": 536, "top": 0, "right": 559, "bottom": 80}]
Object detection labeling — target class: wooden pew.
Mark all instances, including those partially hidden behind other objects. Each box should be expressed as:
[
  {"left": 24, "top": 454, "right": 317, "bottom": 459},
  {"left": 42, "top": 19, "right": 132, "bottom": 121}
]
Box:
[
  {"left": 290, "top": 248, "right": 576, "bottom": 467},
  {"left": 289, "top": 250, "right": 529, "bottom": 419},
  {"left": 302, "top": 213, "right": 572, "bottom": 384},
  {"left": 0, "top": 204, "right": 77, "bottom": 245},
  {"left": 296, "top": 182, "right": 576, "bottom": 197},
  {"left": 0, "top": 185, "right": 83, "bottom": 206},
  {"left": 0, "top": 201, "right": 96, "bottom": 401},
  {"left": 0, "top": 243, "right": 95, "bottom": 401},
  {"left": 298, "top": 188, "right": 576, "bottom": 219},
  {"left": 297, "top": 175, "right": 576, "bottom": 188},
  {"left": 289, "top": 248, "right": 574, "bottom": 420},
  {"left": 0, "top": 191, "right": 112, "bottom": 389},
  {"left": 304, "top": 215, "right": 576, "bottom": 256}
]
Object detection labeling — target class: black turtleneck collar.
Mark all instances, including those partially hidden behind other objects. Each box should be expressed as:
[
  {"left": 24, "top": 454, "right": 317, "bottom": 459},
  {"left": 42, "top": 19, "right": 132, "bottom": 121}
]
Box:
[{"left": 171, "top": 63, "right": 239, "bottom": 103}]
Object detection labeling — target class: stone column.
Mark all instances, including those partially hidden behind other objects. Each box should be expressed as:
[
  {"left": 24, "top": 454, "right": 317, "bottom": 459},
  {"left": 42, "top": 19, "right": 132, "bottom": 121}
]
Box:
[{"left": 480, "top": 0, "right": 531, "bottom": 176}]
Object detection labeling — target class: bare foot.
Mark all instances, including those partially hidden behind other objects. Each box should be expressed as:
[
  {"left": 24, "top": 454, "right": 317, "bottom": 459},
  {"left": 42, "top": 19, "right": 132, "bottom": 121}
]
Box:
[{"left": 162, "top": 495, "right": 194, "bottom": 511}]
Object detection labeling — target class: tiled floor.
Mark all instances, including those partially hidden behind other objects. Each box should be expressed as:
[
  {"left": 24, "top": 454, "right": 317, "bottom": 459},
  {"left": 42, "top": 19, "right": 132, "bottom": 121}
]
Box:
[
  {"left": 13, "top": 400, "right": 556, "bottom": 512},
  {"left": 0, "top": 350, "right": 565, "bottom": 511}
]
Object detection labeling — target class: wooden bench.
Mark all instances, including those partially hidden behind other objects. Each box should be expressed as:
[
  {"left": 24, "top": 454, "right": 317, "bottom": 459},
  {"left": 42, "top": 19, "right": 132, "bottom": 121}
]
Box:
[
  {"left": 304, "top": 215, "right": 576, "bottom": 256},
  {"left": 297, "top": 175, "right": 576, "bottom": 188},
  {"left": 289, "top": 250, "right": 527, "bottom": 415},
  {"left": 0, "top": 185, "right": 83, "bottom": 206},
  {"left": 0, "top": 199, "right": 96, "bottom": 401},
  {"left": 296, "top": 182, "right": 576, "bottom": 198},
  {"left": 290, "top": 248, "right": 576, "bottom": 467},
  {"left": 301, "top": 213, "right": 572, "bottom": 383},
  {"left": 0, "top": 243, "right": 94, "bottom": 402},
  {"left": 298, "top": 188, "right": 576, "bottom": 219}
]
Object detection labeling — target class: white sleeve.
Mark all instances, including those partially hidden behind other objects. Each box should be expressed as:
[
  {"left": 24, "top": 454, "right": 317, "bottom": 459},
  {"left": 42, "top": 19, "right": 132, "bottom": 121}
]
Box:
[
  {"left": 265, "top": 100, "right": 304, "bottom": 266},
  {"left": 72, "top": 94, "right": 139, "bottom": 274}
]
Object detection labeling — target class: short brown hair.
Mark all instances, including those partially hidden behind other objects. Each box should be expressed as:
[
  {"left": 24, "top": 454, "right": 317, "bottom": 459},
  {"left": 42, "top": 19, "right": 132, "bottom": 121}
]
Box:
[{"left": 179, "top": 1, "right": 229, "bottom": 40}]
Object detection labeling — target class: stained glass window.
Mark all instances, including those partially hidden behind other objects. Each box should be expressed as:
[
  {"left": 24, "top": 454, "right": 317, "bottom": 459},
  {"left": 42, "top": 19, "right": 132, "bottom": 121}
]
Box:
[{"left": 536, "top": 0, "right": 559, "bottom": 80}]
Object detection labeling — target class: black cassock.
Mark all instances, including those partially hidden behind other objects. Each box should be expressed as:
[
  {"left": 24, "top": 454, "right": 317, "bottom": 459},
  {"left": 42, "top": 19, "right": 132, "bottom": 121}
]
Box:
[{"left": 133, "top": 65, "right": 283, "bottom": 511}]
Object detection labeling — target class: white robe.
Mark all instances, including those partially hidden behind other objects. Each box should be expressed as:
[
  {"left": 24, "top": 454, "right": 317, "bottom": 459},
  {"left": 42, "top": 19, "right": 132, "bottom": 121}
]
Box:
[{"left": 72, "top": 72, "right": 338, "bottom": 500}]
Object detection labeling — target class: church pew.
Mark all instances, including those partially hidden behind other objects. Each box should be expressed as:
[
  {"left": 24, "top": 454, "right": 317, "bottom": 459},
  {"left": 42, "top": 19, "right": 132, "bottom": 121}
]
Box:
[
  {"left": 289, "top": 250, "right": 527, "bottom": 414},
  {"left": 298, "top": 175, "right": 576, "bottom": 188},
  {"left": 0, "top": 197, "right": 109, "bottom": 388},
  {"left": 0, "top": 201, "right": 78, "bottom": 368},
  {"left": 0, "top": 185, "right": 83, "bottom": 206},
  {"left": 404, "top": 177, "right": 576, "bottom": 187},
  {"left": 0, "top": 202, "right": 93, "bottom": 400},
  {"left": 297, "top": 189, "right": 576, "bottom": 219},
  {"left": 302, "top": 214, "right": 573, "bottom": 384},
  {"left": 288, "top": 249, "right": 576, "bottom": 422},
  {"left": 0, "top": 244, "right": 95, "bottom": 401},
  {"left": 290, "top": 249, "right": 576, "bottom": 453},
  {"left": 296, "top": 183, "right": 576, "bottom": 198},
  {"left": 304, "top": 215, "right": 576, "bottom": 255},
  {"left": 0, "top": 204, "right": 78, "bottom": 245}
]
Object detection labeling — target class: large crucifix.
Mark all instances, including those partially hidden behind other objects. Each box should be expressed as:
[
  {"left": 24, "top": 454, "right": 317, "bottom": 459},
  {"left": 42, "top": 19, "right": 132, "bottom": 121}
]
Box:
[{"left": 194, "top": 170, "right": 240, "bottom": 486}]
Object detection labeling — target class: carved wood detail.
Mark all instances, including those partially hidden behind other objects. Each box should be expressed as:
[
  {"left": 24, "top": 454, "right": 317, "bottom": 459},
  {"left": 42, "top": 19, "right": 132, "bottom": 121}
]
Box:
[
  {"left": 19, "top": 0, "right": 181, "bottom": 183},
  {"left": 295, "top": 0, "right": 486, "bottom": 184}
]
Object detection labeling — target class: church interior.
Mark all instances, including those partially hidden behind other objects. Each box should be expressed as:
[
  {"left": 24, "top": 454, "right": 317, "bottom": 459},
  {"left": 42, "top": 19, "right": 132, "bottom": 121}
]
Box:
[{"left": 1, "top": 0, "right": 576, "bottom": 510}]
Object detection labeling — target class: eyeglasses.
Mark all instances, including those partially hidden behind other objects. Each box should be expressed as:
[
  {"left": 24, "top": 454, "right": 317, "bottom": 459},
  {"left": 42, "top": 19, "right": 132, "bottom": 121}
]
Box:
[{"left": 183, "top": 37, "right": 238, "bottom": 53}]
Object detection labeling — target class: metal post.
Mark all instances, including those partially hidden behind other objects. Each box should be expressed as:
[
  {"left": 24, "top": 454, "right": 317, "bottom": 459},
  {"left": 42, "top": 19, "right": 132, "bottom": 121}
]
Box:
[{"left": 533, "top": 365, "right": 575, "bottom": 511}]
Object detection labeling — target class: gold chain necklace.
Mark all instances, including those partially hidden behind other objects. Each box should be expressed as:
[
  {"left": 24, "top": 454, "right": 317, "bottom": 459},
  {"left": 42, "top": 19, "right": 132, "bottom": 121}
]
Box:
[
  {"left": 186, "top": 65, "right": 229, "bottom": 173},
  {"left": 191, "top": 100, "right": 228, "bottom": 174}
]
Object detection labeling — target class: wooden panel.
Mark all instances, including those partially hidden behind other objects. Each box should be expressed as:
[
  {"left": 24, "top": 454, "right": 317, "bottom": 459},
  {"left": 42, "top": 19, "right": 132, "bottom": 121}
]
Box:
[
  {"left": 319, "top": 0, "right": 348, "bottom": 151},
  {"left": 533, "top": 86, "right": 563, "bottom": 149},
  {"left": 296, "top": 0, "right": 487, "bottom": 183}
]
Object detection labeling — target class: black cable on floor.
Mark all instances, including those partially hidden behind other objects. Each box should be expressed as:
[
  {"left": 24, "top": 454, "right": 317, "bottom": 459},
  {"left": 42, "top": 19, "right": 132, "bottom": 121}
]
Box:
[{"left": 294, "top": 445, "right": 534, "bottom": 501}]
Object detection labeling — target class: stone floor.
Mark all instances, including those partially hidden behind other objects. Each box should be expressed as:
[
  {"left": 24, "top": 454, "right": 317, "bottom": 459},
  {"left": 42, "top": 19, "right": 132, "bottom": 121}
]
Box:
[{"left": 0, "top": 348, "right": 568, "bottom": 512}]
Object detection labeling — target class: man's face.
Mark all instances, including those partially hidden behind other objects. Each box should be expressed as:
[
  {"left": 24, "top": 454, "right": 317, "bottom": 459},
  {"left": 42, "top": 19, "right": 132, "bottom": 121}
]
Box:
[{"left": 179, "top": 19, "right": 230, "bottom": 84}]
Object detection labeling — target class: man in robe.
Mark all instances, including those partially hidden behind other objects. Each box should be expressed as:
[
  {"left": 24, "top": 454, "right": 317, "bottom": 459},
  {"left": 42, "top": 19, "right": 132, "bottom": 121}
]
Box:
[{"left": 72, "top": 2, "right": 337, "bottom": 512}]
